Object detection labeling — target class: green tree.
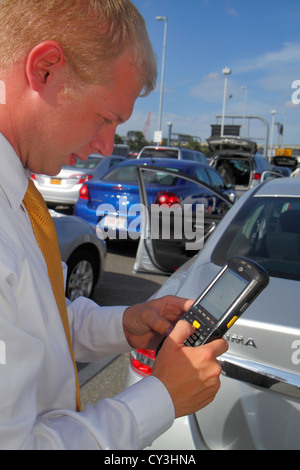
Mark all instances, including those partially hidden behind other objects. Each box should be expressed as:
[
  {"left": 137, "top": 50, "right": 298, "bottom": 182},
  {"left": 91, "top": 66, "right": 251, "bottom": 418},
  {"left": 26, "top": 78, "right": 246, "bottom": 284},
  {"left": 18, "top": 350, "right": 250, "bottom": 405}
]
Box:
[
  {"left": 114, "top": 133, "right": 123, "bottom": 144},
  {"left": 127, "top": 131, "right": 149, "bottom": 152}
]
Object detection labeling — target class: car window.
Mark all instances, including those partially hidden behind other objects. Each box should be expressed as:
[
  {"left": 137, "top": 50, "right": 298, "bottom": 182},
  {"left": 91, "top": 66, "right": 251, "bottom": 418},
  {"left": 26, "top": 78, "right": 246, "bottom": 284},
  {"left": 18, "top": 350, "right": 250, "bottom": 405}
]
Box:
[
  {"left": 194, "top": 151, "right": 208, "bottom": 164},
  {"left": 102, "top": 165, "right": 179, "bottom": 186},
  {"left": 63, "top": 156, "right": 103, "bottom": 170},
  {"left": 193, "top": 167, "right": 211, "bottom": 186},
  {"left": 206, "top": 168, "right": 225, "bottom": 191},
  {"left": 103, "top": 165, "right": 138, "bottom": 182},
  {"left": 212, "top": 196, "right": 300, "bottom": 281},
  {"left": 254, "top": 155, "right": 272, "bottom": 171},
  {"left": 108, "top": 158, "right": 123, "bottom": 168},
  {"left": 141, "top": 148, "right": 178, "bottom": 159},
  {"left": 181, "top": 150, "right": 194, "bottom": 160}
]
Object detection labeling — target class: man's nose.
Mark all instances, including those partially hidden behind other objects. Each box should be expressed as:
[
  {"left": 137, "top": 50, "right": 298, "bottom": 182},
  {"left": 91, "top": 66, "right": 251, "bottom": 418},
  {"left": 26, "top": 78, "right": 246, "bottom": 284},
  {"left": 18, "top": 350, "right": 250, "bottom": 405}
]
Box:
[{"left": 90, "top": 129, "right": 116, "bottom": 157}]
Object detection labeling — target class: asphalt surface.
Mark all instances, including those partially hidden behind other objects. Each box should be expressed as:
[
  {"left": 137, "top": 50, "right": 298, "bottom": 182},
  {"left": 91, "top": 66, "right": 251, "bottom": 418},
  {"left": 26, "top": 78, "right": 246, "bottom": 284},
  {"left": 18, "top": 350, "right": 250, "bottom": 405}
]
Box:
[{"left": 77, "top": 239, "right": 168, "bottom": 409}]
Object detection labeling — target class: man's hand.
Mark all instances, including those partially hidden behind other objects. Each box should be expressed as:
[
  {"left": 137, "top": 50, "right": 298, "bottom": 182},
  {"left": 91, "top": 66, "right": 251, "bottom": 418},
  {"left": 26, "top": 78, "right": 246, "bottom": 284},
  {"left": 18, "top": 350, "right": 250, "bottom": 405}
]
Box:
[
  {"left": 152, "top": 320, "right": 228, "bottom": 418},
  {"left": 123, "top": 295, "right": 194, "bottom": 350}
]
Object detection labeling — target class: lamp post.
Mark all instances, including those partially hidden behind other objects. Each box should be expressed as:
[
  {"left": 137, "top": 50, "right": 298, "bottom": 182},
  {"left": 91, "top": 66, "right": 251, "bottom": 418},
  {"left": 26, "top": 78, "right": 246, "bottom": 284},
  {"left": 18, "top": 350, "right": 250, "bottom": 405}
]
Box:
[
  {"left": 241, "top": 85, "right": 248, "bottom": 136},
  {"left": 220, "top": 66, "right": 231, "bottom": 137},
  {"left": 269, "top": 110, "right": 277, "bottom": 159},
  {"left": 156, "top": 16, "right": 168, "bottom": 135}
]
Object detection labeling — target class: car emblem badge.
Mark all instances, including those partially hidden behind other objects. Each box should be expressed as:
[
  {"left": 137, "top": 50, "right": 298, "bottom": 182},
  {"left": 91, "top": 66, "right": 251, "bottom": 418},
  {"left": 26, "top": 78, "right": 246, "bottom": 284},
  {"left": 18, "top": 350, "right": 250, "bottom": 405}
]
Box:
[{"left": 226, "top": 333, "right": 257, "bottom": 348}]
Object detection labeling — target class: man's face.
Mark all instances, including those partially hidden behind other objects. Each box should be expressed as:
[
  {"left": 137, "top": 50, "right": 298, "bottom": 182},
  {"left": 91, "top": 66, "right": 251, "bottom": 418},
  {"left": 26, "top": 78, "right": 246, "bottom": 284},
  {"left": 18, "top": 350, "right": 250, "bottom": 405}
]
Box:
[{"left": 26, "top": 52, "right": 143, "bottom": 176}]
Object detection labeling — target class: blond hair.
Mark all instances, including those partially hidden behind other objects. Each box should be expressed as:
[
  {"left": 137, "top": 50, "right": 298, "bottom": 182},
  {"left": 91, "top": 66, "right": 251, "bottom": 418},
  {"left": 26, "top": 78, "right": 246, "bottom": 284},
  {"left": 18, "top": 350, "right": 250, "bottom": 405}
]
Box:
[{"left": 0, "top": 0, "right": 157, "bottom": 96}]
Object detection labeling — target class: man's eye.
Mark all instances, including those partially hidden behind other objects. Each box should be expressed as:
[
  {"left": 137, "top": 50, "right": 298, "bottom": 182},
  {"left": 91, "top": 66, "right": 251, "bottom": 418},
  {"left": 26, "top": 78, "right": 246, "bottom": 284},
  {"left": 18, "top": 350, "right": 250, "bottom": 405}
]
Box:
[{"left": 98, "top": 115, "right": 113, "bottom": 125}]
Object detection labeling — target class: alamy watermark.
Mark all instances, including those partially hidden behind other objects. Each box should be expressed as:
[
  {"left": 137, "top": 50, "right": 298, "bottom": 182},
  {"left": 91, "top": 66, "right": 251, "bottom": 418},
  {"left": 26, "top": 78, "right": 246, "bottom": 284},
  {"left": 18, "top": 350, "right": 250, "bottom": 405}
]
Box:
[
  {"left": 291, "top": 340, "right": 300, "bottom": 365},
  {"left": 291, "top": 80, "right": 300, "bottom": 105},
  {"left": 95, "top": 196, "right": 205, "bottom": 251},
  {"left": 0, "top": 340, "right": 6, "bottom": 365}
]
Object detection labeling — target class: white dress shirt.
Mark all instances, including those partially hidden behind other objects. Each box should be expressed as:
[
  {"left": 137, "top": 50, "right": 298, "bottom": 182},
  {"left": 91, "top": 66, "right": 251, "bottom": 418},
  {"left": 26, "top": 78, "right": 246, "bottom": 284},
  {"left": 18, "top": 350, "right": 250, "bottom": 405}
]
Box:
[{"left": 0, "top": 134, "right": 174, "bottom": 450}]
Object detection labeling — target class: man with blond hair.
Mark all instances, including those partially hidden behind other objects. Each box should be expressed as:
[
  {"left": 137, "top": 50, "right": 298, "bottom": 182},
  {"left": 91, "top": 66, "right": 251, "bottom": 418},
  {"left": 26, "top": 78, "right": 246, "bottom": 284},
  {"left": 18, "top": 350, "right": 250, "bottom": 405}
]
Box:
[{"left": 0, "top": 0, "right": 227, "bottom": 449}]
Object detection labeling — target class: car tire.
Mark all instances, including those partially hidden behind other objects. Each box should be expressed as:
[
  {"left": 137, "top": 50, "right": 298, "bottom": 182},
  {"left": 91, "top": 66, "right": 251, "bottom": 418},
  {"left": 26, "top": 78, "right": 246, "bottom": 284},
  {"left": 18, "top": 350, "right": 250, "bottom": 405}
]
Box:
[{"left": 66, "top": 249, "right": 97, "bottom": 301}]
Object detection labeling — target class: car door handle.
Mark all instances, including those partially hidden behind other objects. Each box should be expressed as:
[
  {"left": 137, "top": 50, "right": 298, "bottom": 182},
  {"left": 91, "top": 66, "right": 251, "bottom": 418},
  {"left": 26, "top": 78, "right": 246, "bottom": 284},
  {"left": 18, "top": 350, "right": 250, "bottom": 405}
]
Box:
[{"left": 219, "top": 353, "right": 300, "bottom": 400}]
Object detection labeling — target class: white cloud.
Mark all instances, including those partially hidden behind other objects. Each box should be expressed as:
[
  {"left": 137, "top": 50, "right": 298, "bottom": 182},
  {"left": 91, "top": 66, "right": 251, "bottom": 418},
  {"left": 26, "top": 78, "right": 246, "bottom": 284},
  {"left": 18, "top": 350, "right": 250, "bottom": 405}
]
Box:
[
  {"left": 227, "top": 1, "right": 239, "bottom": 17},
  {"left": 234, "top": 42, "right": 300, "bottom": 74},
  {"left": 189, "top": 72, "right": 224, "bottom": 102}
]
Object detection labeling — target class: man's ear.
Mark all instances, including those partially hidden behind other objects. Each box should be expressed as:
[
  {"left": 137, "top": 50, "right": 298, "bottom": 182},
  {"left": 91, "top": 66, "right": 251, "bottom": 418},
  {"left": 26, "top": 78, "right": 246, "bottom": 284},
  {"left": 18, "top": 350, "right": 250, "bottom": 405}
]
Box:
[{"left": 25, "top": 40, "right": 66, "bottom": 93}]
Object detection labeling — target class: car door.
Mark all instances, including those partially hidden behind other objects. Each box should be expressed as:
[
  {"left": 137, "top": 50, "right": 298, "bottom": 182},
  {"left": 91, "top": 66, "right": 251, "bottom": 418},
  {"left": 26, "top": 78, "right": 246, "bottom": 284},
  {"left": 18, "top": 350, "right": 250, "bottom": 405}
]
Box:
[{"left": 134, "top": 165, "right": 233, "bottom": 274}]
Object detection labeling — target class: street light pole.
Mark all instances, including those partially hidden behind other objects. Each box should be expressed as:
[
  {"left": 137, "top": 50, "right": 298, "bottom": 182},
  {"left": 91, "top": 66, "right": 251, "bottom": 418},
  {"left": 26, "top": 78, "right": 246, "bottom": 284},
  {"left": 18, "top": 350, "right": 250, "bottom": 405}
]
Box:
[
  {"left": 156, "top": 16, "right": 168, "bottom": 135},
  {"left": 269, "top": 110, "right": 277, "bottom": 159},
  {"left": 241, "top": 85, "right": 248, "bottom": 136},
  {"left": 221, "top": 66, "right": 231, "bottom": 137}
]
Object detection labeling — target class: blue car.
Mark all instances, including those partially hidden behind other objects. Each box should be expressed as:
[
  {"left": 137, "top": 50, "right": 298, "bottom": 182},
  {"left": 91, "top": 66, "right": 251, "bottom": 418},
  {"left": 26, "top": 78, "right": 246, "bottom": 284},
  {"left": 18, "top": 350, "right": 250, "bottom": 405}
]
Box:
[{"left": 74, "top": 158, "right": 235, "bottom": 248}]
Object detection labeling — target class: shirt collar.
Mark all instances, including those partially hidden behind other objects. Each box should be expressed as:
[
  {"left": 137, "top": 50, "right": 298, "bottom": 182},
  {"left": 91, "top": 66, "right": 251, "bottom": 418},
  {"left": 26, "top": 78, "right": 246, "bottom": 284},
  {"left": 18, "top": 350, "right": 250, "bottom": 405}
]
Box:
[{"left": 0, "top": 133, "right": 28, "bottom": 212}]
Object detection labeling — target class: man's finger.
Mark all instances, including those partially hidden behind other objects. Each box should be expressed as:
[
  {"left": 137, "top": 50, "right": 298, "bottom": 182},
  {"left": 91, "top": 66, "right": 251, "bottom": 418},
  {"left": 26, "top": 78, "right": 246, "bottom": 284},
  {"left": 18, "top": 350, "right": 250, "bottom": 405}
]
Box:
[
  {"left": 201, "top": 338, "right": 229, "bottom": 358},
  {"left": 167, "top": 319, "right": 196, "bottom": 347}
]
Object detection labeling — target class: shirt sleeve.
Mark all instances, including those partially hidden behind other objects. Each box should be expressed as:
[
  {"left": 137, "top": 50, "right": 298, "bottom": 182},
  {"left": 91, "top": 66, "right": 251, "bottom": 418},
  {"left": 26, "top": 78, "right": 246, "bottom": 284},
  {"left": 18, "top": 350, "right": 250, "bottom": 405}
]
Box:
[
  {"left": 66, "top": 296, "right": 132, "bottom": 362},
  {"left": 0, "top": 280, "right": 175, "bottom": 449},
  {"left": 21, "top": 376, "right": 175, "bottom": 450},
  {"left": 0, "top": 254, "right": 175, "bottom": 449}
]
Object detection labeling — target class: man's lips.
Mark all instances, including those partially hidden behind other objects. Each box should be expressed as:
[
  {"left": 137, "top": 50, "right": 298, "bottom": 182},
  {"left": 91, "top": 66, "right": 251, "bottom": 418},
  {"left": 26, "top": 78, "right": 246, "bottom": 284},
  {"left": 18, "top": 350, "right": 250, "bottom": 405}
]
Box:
[
  {"left": 68, "top": 153, "right": 78, "bottom": 166},
  {"left": 71, "top": 153, "right": 90, "bottom": 162}
]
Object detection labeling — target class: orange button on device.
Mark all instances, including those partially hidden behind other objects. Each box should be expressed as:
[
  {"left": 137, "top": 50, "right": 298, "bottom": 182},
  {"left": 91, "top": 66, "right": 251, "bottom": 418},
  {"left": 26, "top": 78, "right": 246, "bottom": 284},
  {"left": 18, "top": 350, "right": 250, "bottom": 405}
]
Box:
[{"left": 227, "top": 316, "right": 239, "bottom": 329}]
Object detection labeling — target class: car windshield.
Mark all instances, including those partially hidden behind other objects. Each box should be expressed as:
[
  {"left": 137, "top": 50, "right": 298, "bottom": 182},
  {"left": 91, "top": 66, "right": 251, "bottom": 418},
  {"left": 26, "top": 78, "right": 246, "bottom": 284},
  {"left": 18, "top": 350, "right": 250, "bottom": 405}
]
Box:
[
  {"left": 212, "top": 196, "right": 300, "bottom": 281},
  {"left": 63, "top": 156, "right": 103, "bottom": 170},
  {"left": 141, "top": 148, "right": 179, "bottom": 159}
]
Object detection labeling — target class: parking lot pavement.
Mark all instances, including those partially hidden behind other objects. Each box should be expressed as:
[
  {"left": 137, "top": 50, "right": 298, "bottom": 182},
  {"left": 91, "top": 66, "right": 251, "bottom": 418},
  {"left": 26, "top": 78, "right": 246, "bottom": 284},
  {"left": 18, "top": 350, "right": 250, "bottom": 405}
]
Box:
[
  {"left": 78, "top": 240, "right": 168, "bottom": 406},
  {"left": 80, "top": 353, "right": 130, "bottom": 408},
  {"left": 93, "top": 239, "right": 167, "bottom": 307}
]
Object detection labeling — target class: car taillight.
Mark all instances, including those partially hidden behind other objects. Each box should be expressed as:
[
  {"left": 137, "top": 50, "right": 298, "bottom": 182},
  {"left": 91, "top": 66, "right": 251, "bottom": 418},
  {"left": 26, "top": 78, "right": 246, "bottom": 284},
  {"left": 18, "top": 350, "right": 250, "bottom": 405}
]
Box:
[
  {"left": 130, "top": 349, "right": 156, "bottom": 377},
  {"left": 79, "top": 183, "right": 89, "bottom": 200},
  {"left": 253, "top": 172, "right": 261, "bottom": 180},
  {"left": 154, "top": 191, "right": 181, "bottom": 206},
  {"left": 30, "top": 173, "right": 37, "bottom": 181},
  {"left": 70, "top": 174, "right": 93, "bottom": 184}
]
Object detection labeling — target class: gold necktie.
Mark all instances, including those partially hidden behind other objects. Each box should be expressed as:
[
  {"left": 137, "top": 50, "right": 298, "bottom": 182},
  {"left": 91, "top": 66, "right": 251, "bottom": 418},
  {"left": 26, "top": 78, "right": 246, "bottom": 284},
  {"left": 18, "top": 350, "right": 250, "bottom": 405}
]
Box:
[{"left": 23, "top": 179, "right": 81, "bottom": 412}]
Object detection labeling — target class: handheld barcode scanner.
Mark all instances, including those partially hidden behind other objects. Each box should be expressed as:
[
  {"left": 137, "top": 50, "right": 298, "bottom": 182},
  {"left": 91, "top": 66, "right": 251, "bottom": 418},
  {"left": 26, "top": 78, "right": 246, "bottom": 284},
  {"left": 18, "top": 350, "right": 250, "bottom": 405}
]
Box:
[{"left": 156, "top": 256, "right": 269, "bottom": 354}]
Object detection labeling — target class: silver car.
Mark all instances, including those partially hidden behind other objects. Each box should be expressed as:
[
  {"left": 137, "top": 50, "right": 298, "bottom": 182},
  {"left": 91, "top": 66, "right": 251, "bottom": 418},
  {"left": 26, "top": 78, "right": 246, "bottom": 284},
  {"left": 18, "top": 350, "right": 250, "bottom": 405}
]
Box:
[
  {"left": 31, "top": 155, "right": 125, "bottom": 206},
  {"left": 52, "top": 211, "right": 106, "bottom": 301},
  {"left": 208, "top": 137, "right": 273, "bottom": 197},
  {"left": 126, "top": 177, "right": 300, "bottom": 450},
  {"left": 137, "top": 146, "right": 208, "bottom": 164}
]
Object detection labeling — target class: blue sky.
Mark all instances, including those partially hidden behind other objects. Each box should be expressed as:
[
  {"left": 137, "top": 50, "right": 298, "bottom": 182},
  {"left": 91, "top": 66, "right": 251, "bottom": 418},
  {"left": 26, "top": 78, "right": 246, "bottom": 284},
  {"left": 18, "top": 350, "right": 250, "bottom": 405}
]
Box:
[{"left": 118, "top": 0, "right": 300, "bottom": 147}]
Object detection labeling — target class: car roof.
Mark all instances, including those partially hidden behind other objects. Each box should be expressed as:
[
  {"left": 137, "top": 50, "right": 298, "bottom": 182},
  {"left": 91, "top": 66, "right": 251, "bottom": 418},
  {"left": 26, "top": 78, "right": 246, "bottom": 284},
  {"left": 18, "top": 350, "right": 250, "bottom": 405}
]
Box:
[
  {"left": 254, "top": 177, "right": 300, "bottom": 197},
  {"left": 115, "top": 158, "right": 210, "bottom": 170},
  {"left": 140, "top": 146, "right": 180, "bottom": 150},
  {"left": 139, "top": 146, "right": 206, "bottom": 153}
]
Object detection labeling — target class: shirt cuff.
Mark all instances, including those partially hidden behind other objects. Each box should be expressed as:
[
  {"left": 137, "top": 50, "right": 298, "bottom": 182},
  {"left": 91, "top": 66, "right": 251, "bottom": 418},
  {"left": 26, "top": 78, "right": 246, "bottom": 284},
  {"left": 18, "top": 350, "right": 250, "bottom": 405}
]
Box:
[
  {"left": 91, "top": 306, "right": 132, "bottom": 356},
  {"left": 116, "top": 375, "right": 175, "bottom": 449}
]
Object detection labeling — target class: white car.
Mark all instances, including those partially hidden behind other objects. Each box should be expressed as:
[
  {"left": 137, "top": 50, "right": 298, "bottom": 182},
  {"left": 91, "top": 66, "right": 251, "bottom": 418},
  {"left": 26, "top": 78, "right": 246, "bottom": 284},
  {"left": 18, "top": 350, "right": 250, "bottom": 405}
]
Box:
[
  {"left": 137, "top": 145, "right": 208, "bottom": 164},
  {"left": 31, "top": 154, "right": 125, "bottom": 206},
  {"left": 126, "top": 177, "right": 300, "bottom": 450}
]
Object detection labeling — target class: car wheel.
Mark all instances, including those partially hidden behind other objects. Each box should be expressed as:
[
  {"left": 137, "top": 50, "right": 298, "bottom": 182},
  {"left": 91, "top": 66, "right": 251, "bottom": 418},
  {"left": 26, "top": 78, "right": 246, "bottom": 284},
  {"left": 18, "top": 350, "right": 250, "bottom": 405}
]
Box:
[{"left": 66, "top": 249, "right": 97, "bottom": 301}]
